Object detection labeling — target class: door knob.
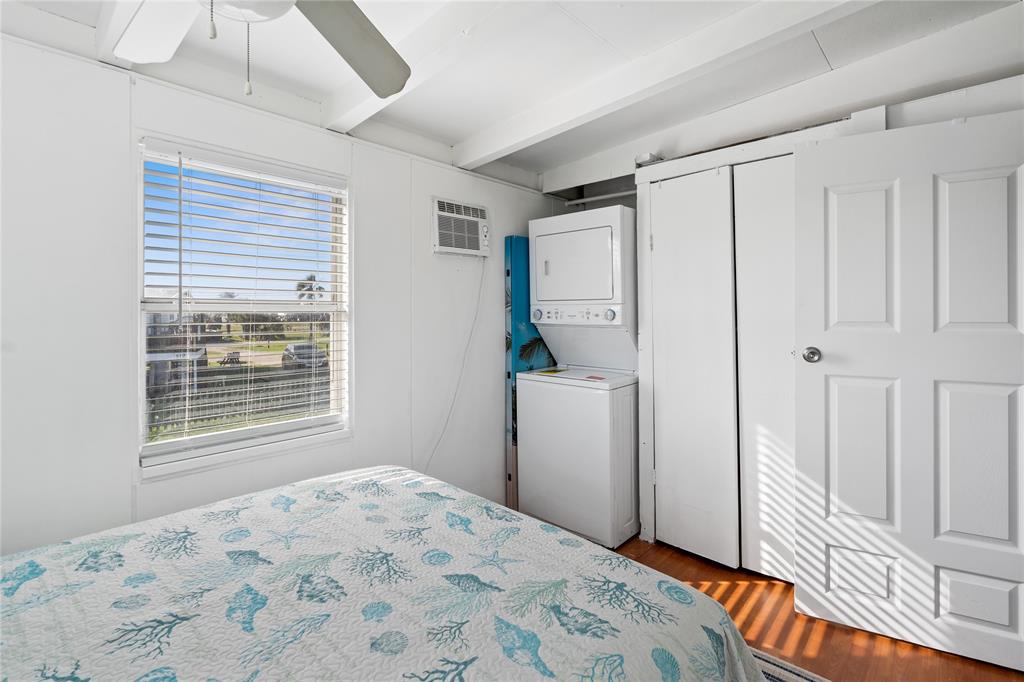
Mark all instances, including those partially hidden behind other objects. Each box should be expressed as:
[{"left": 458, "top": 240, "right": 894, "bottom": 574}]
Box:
[{"left": 802, "top": 347, "right": 822, "bottom": 363}]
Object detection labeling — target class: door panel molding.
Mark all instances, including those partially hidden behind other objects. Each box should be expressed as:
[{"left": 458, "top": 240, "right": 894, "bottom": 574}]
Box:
[
  {"left": 936, "top": 381, "right": 1020, "bottom": 548},
  {"left": 935, "top": 166, "right": 1020, "bottom": 332},
  {"left": 826, "top": 375, "right": 898, "bottom": 526},
  {"left": 825, "top": 180, "right": 900, "bottom": 331}
]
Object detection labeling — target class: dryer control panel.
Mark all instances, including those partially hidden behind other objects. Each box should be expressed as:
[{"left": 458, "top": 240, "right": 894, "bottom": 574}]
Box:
[{"left": 532, "top": 304, "right": 624, "bottom": 326}]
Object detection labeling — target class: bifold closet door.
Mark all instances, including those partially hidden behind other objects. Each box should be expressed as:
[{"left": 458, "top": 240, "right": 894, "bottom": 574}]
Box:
[
  {"left": 735, "top": 156, "right": 796, "bottom": 582},
  {"left": 651, "top": 167, "right": 740, "bottom": 567},
  {"left": 794, "top": 111, "right": 1023, "bottom": 670}
]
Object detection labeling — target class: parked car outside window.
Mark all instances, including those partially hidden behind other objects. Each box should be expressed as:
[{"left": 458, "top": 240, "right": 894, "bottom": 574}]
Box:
[{"left": 282, "top": 342, "right": 329, "bottom": 370}]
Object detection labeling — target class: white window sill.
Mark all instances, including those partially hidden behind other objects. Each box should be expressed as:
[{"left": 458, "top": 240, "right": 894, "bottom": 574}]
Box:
[{"left": 139, "top": 423, "right": 352, "bottom": 482}]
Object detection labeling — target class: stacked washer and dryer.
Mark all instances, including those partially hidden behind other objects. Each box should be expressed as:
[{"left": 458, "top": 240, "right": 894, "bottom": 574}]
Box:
[{"left": 516, "top": 206, "right": 639, "bottom": 548}]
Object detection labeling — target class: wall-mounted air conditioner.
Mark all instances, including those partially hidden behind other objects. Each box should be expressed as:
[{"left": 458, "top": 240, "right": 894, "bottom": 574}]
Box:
[{"left": 432, "top": 197, "right": 490, "bottom": 257}]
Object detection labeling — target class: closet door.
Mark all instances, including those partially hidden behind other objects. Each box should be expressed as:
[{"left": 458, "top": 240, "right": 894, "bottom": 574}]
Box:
[
  {"left": 794, "top": 111, "right": 1023, "bottom": 670},
  {"left": 735, "top": 156, "right": 796, "bottom": 582},
  {"left": 652, "top": 168, "right": 739, "bottom": 567}
]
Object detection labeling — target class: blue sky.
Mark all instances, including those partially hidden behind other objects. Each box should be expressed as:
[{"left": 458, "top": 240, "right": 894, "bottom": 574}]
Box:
[{"left": 143, "top": 159, "right": 344, "bottom": 302}]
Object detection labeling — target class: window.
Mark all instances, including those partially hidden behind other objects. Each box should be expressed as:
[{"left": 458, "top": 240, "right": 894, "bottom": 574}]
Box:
[{"left": 140, "top": 147, "right": 349, "bottom": 463}]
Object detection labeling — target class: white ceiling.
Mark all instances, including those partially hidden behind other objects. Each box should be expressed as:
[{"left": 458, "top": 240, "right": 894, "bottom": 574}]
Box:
[
  {"left": 502, "top": 30, "right": 833, "bottom": 171},
  {"left": 3, "top": 0, "right": 1019, "bottom": 185},
  {"left": 370, "top": 1, "right": 755, "bottom": 144},
  {"left": 20, "top": 0, "right": 102, "bottom": 26},
  {"left": 554, "top": 1, "right": 753, "bottom": 60},
  {"left": 375, "top": 2, "right": 625, "bottom": 144},
  {"left": 503, "top": 0, "right": 1017, "bottom": 173}
]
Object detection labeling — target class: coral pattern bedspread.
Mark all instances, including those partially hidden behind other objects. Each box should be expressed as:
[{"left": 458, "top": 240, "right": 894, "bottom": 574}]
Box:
[{"left": 1, "top": 466, "right": 763, "bottom": 681}]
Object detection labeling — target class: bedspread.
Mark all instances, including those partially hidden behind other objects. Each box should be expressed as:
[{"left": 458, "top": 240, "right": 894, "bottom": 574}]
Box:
[{"left": 1, "top": 466, "right": 762, "bottom": 681}]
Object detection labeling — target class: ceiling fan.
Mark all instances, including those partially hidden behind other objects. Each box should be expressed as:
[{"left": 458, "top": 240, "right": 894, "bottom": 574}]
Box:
[{"left": 112, "top": 0, "right": 411, "bottom": 99}]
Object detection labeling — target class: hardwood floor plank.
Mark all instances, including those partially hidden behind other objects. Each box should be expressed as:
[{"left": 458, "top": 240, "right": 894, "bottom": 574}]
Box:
[{"left": 618, "top": 538, "right": 1021, "bottom": 682}]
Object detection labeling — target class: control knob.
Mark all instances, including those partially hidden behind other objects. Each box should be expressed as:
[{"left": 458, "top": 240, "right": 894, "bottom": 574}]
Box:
[
  {"left": 532, "top": 308, "right": 543, "bottom": 322},
  {"left": 604, "top": 309, "right": 616, "bottom": 321}
]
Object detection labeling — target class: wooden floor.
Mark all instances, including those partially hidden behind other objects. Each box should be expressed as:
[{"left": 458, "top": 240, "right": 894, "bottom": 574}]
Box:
[{"left": 619, "top": 538, "right": 1021, "bottom": 682}]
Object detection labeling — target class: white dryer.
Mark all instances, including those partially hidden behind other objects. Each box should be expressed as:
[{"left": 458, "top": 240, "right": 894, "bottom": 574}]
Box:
[
  {"left": 529, "top": 205, "right": 637, "bottom": 371},
  {"left": 516, "top": 368, "right": 639, "bottom": 548}
]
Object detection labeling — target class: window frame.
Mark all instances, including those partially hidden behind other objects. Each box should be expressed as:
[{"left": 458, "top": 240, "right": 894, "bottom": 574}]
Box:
[{"left": 136, "top": 138, "right": 353, "bottom": 467}]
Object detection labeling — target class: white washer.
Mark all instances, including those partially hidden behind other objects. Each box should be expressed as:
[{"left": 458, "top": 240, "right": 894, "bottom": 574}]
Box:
[{"left": 516, "top": 367, "right": 639, "bottom": 548}]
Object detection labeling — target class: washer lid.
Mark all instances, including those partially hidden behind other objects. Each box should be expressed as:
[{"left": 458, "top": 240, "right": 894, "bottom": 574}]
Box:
[{"left": 516, "top": 367, "right": 638, "bottom": 390}]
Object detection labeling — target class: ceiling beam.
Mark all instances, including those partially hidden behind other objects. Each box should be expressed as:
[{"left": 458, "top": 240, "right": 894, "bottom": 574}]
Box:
[
  {"left": 452, "top": 0, "right": 876, "bottom": 170},
  {"left": 321, "top": 1, "right": 505, "bottom": 134}
]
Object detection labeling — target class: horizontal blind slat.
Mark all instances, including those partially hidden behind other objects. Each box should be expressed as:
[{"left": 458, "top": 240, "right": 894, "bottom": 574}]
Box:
[
  {"left": 143, "top": 236, "right": 342, "bottom": 266},
  {"left": 143, "top": 245, "right": 348, "bottom": 267},
  {"left": 165, "top": 175, "right": 347, "bottom": 210},
  {"left": 145, "top": 258, "right": 341, "bottom": 277},
  {"left": 143, "top": 208, "right": 346, "bottom": 238},
  {"left": 181, "top": 162, "right": 346, "bottom": 200}
]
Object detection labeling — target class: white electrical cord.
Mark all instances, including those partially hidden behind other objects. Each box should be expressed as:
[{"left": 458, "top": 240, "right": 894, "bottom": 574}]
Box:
[{"left": 421, "top": 259, "right": 488, "bottom": 474}]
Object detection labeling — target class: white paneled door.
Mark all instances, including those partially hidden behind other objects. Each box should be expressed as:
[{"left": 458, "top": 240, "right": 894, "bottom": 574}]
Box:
[
  {"left": 652, "top": 167, "right": 740, "bottom": 567},
  {"left": 794, "top": 111, "right": 1023, "bottom": 670}
]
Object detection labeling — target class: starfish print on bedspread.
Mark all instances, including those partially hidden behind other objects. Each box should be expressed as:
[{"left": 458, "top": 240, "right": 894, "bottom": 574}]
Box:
[
  {"left": 262, "top": 528, "right": 313, "bottom": 550},
  {"left": 469, "top": 551, "right": 523, "bottom": 575}
]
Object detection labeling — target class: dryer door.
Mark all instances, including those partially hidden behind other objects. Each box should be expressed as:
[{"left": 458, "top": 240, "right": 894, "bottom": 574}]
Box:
[{"left": 534, "top": 225, "right": 614, "bottom": 301}]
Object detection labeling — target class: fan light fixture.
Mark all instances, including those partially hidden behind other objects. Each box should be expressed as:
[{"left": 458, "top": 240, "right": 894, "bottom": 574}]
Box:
[
  {"left": 203, "top": 1, "right": 295, "bottom": 96},
  {"left": 205, "top": 0, "right": 296, "bottom": 23}
]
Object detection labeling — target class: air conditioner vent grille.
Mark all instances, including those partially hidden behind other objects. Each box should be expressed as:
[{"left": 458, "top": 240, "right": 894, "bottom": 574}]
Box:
[
  {"left": 437, "top": 215, "right": 481, "bottom": 251},
  {"left": 433, "top": 197, "right": 489, "bottom": 257},
  {"left": 437, "top": 199, "right": 487, "bottom": 220}
]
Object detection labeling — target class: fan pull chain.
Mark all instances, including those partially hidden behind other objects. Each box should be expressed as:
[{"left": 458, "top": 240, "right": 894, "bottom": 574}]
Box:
[
  {"left": 244, "top": 23, "right": 253, "bottom": 96},
  {"left": 208, "top": 0, "right": 217, "bottom": 39}
]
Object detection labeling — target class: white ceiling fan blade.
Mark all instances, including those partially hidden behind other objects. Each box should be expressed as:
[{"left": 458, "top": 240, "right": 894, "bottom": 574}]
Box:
[
  {"left": 296, "top": 0, "right": 411, "bottom": 99},
  {"left": 113, "top": 0, "right": 200, "bottom": 64}
]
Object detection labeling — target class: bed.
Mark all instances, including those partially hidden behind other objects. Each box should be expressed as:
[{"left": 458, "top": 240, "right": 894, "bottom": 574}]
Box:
[{"left": 1, "top": 466, "right": 763, "bottom": 681}]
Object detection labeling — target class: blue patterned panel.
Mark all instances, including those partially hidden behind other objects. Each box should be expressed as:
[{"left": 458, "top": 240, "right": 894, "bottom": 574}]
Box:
[{"left": 506, "top": 235, "right": 555, "bottom": 509}]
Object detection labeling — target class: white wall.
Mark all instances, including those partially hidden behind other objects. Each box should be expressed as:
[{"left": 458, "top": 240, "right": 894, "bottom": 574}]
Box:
[
  {"left": 1, "top": 40, "right": 136, "bottom": 550},
  {"left": 0, "top": 37, "right": 554, "bottom": 554},
  {"left": 350, "top": 119, "right": 544, "bottom": 192},
  {"left": 408, "top": 161, "right": 548, "bottom": 502}
]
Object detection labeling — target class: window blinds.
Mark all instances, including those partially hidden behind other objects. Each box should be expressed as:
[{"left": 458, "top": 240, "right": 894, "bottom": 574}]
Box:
[{"left": 141, "top": 150, "right": 348, "bottom": 461}]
